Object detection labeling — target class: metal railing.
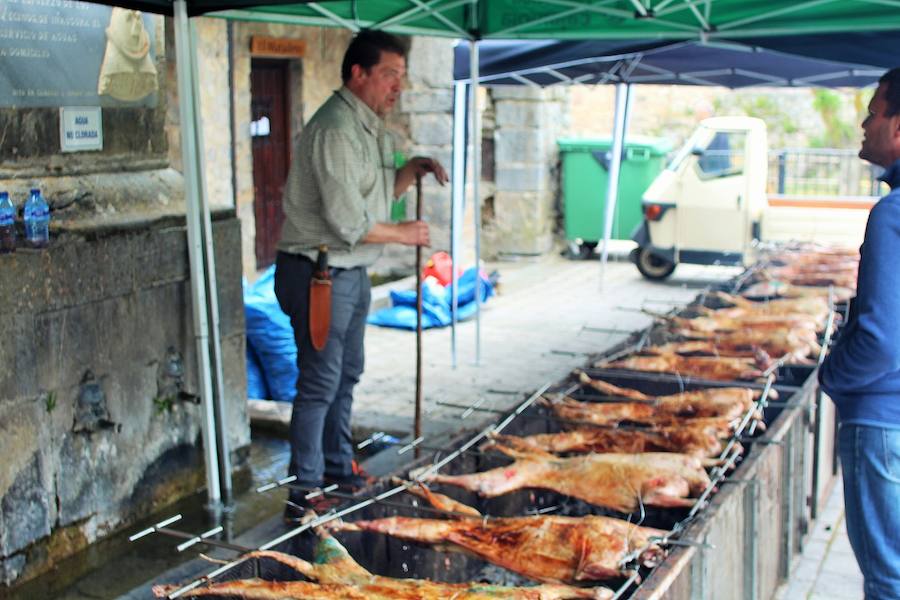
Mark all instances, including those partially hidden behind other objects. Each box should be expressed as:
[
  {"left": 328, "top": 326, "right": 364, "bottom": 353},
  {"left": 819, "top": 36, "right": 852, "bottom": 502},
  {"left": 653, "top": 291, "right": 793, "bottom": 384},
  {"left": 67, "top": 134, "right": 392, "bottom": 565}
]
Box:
[{"left": 768, "top": 148, "right": 884, "bottom": 197}]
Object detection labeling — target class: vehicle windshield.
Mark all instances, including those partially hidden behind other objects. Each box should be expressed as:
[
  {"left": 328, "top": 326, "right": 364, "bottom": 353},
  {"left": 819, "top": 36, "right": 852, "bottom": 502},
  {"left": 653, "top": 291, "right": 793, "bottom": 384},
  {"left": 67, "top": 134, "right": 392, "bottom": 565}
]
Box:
[{"left": 666, "top": 126, "right": 709, "bottom": 171}]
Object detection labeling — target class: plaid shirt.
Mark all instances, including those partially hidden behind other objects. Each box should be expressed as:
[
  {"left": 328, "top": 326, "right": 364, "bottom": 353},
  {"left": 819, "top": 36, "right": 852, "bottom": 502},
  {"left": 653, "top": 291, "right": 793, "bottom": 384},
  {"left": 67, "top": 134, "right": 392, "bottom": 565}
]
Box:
[{"left": 278, "top": 87, "right": 395, "bottom": 268}]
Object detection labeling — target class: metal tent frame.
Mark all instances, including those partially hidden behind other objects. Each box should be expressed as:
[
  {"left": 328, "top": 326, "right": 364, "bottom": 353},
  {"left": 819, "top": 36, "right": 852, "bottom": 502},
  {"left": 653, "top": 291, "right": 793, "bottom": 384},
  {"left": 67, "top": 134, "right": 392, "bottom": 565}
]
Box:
[
  {"left": 452, "top": 35, "right": 889, "bottom": 294},
  {"left": 75, "top": 0, "right": 900, "bottom": 509}
]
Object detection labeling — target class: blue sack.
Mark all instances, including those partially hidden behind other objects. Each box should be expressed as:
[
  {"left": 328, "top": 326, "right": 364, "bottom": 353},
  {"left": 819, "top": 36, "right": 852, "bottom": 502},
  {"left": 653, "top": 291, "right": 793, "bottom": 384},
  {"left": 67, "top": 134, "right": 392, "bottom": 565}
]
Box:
[
  {"left": 367, "top": 267, "right": 494, "bottom": 330},
  {"left": 244, "top": 267, "right": 298, "bottom": 402}
]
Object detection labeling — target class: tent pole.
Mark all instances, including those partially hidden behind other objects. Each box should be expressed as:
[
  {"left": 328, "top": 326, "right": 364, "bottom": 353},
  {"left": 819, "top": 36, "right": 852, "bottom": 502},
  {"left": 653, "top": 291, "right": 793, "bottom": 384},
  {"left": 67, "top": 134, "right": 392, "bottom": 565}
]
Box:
[
  {"left": 469, "top": 40, "right": 482, "bottom": 365},
  {"left": 173, "top": 0, "right": 221, "bottom": 508},
  {"left": 187, "top": 16, "right": 232, "bottom": 504},
  {"left": 450, "top": 81, "right": 467, "bottom": 369},
  {"left": 599, "top": 82, "right": 632, "bottom": 284}
]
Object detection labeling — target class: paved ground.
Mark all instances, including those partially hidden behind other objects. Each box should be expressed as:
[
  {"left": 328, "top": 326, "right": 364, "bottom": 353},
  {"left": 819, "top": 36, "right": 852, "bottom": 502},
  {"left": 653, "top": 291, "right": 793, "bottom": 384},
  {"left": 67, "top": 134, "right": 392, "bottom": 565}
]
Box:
[
  {"left": 774, "top": 479, "right": 865, "bottom": 600},
  {"left": 355, "top": 252, "right": 742, "bottom": 442}
]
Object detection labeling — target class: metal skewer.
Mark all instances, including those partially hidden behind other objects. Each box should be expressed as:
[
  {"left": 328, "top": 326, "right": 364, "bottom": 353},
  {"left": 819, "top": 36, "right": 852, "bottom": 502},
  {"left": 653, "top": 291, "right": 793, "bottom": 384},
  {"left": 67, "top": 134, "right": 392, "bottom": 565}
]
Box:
[
  {"left": 129, "top": 515, "right": 250, "bottom": 554},
  {"left": 284, "top": 483, "right": 489, "bottom": 521}
]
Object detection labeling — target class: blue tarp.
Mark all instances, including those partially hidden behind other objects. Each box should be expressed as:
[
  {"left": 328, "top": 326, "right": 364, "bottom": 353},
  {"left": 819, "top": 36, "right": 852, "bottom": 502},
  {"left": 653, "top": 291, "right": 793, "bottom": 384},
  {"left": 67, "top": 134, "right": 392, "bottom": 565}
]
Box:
[
  {"left": 368, "top": 267, "right": 494, "bottom": 330},
  {"left": 245, "top": 342, "right": 269, "bottom": 400},
  {"left": 243, "top": 267, "right": 298, "bottom": 402},
  {"left": 454, "top": 35, "right": 896, "bottom": 89}
]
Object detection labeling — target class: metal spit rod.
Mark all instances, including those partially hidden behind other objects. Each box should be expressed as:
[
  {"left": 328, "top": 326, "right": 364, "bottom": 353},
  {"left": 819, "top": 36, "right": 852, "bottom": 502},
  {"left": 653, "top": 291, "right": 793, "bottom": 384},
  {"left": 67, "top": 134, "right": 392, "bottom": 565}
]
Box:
[
  {"left": 129, "top": 514, "right": 183, "bottom": 541},
  {"left": 356, "top": 431, "right": 387, "bottom": 450},
  {"left": 166, "top": 421, "right": 506, "bottom": 598},
  {"left": 165, "top": 386, "right": 563, "bottom": 599},
  {"left": 580, "top": 325, "right": 631, "bottom": 334},
  {"left": 434, "top": 387, "right": 526, "bottom": 420},
  {"left": 709, "top": 375, "right": 775, "bottom": 470},
  {"left": 129, "top": 513, "right": 250, "bottom": 555},
  {"left": 584, "top": 366, "right": 800, "bottom": 394},
  {"left": 817, "top": 307, "right": 837, "bottom": 367},
  {"left": 611, "top": 570, "right": 641, "bottom": 600},
  {"left": 284, "top": 482, "right": 490, "bottom": 521}
]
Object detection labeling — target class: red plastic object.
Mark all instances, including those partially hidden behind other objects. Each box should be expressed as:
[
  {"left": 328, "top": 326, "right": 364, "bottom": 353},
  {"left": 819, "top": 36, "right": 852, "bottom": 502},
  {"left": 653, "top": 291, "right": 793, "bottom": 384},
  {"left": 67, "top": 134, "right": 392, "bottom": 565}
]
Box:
[{"left": 422, "top": 251, "right": 458, "bottom": 286}]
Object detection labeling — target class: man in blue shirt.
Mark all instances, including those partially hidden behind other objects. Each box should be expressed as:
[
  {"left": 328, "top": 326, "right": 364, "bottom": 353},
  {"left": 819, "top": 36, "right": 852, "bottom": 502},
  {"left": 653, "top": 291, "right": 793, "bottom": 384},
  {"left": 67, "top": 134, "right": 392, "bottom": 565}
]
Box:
[{"left": 820, "top": 66, "right": 900, "bottom": 600}]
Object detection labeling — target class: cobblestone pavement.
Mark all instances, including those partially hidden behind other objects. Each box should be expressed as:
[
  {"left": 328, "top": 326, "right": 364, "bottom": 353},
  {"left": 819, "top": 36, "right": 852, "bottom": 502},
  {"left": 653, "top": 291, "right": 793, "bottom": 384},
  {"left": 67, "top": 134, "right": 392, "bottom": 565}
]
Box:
[
  {"left": 354, "top": 252, "right": 742, "bottom": 445},
  {"left": 774, "top": 478, "right": 865, "bottom": 600}
]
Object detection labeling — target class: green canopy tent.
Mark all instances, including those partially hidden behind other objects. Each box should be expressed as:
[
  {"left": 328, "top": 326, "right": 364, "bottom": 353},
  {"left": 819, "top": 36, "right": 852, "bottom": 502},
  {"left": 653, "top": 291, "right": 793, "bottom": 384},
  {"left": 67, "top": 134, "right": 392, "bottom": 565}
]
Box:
[
  {"left": 80, "top": 0, "right": 900, "bottom": 511},
  {"left": 216, "top": 1, "right": 900, "bottom": 40}
]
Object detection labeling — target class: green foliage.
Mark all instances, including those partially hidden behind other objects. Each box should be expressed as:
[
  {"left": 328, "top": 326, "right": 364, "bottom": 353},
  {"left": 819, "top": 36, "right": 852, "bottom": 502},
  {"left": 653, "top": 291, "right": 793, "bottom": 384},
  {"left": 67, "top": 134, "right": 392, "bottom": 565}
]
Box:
[
  {"left": 153, "top": 395, "right": 175, "bottom": 415},
  {"left": 45, "top": 391, "right": 56, "bottom": 413},
  {"left": 738, "top": 95, "right": 799, "bottom": 135},
  {"left": 809, "top": 89, "right": 856, "bottom": 148},
  {"left": 713, "top": 94, "right": 800, "bottom": 147}
]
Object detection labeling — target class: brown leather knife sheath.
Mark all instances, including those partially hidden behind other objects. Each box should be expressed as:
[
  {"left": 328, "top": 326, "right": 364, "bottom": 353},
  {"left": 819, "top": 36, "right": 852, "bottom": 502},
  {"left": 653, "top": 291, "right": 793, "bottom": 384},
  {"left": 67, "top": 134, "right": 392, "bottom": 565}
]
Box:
[{"left": 309, "top": 245, "right": 331, "bottom": 351}]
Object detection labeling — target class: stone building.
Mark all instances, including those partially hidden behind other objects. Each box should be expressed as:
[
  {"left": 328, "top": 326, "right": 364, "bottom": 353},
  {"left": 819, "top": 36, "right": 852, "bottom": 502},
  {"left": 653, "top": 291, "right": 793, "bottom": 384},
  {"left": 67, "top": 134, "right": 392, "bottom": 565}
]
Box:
[{"left": 0, "top": 7, "right": 571, "bottom": 589}]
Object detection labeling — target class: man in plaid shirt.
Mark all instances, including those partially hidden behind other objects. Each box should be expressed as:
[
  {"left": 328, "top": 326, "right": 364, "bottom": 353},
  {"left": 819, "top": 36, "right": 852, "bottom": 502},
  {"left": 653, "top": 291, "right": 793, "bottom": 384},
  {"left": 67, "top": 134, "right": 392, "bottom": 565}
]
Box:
[{"left": 275, "top": 30, "right": 447, "bottom": 519}]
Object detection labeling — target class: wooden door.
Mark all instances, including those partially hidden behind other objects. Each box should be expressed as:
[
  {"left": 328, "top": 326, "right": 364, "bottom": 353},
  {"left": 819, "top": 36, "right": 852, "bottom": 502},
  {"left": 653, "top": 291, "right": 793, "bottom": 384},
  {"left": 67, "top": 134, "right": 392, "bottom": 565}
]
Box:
[{"left": 251, "top": 59, "right": 291, "bottom": 269}]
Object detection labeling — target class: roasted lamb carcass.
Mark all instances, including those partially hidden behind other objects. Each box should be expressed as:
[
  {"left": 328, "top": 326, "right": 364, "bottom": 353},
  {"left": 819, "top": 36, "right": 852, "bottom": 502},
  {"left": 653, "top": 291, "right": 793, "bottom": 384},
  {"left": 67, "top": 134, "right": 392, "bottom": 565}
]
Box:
[
  {"left": 544, "top": 396, "right": 764, "bottom": 437},
  {"left": 761, "top": 250, "right": 858, "bottom": 267},
  {"left": 331, "top": 486, "right": 665, "bottom": 583},
  {"left": 755, "top": 265, "right": 857, "bottom": 290},
  {"left": 155, "top": 580, "right": 367, "bottom": 599},
  {"left": 421, "top": 445, "right": 712, "bottom": 513},
  {"left": 707, "top": 291, "right": 832, "bottom": 323},
  {"left": 600, "top": 353, "right": 769, "bottom": 381},
  {"left": 155, "top": 528, "right": 611, "bottom": 600},
  {"left": 665, "top": 327, "right": 822, "bottom": 362},
  {"left": 739, "top": 281, "right": 854, "bottom": 303},
  {"left": 489, "top": 419, "right": 740, "bottom": 459},
  {"left": 573, "top": 373, "right": 765, "bottom": 422},
  {"left": 641, "top": 334, "right": 819, "bottom": 364},
  {"left": 669, "top": 313, "right": 820, "bottom": 335}
]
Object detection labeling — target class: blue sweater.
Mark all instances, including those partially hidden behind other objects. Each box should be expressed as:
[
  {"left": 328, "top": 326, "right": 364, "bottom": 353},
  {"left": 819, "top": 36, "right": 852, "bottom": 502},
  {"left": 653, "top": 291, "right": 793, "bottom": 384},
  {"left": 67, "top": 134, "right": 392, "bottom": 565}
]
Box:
[{"left": 819, "top": 158, "right": 900, "bottom": 428}]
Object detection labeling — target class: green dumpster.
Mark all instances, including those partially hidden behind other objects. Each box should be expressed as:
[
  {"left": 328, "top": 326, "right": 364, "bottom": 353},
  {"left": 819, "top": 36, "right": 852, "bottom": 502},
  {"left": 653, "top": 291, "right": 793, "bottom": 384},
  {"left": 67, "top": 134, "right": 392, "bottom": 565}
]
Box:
[{"left": 558, "top": 137, "right": 671, "bottom": 254}]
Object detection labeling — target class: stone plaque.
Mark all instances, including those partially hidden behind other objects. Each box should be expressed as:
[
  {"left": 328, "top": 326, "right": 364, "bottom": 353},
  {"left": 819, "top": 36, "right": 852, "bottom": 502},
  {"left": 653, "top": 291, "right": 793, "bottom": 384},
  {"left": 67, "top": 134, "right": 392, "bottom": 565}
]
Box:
[{"left": 0, "top": 0, "right": 158, "bottom": 107}]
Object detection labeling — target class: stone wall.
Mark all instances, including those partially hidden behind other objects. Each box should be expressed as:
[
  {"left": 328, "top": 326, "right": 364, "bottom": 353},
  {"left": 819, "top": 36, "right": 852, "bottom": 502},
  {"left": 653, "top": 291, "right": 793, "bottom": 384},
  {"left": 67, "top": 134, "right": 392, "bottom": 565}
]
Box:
[
  {"left": 195, "top": 18, "right": 235, "bottom": 213},
  {"left": 378, "top": 36, "right": 455, "bottom": 275},
  {"left": 0, "top": 212, "right": 247, "bottom": 587},
  {"left": 0, "top": 17, "right": 249, "bottom": 589},
  {"left": 206, "top": 20, "right": 352, "bottom": 279},
  {"left": 482, "top": 86, "right": 569, "bottom": 258}
]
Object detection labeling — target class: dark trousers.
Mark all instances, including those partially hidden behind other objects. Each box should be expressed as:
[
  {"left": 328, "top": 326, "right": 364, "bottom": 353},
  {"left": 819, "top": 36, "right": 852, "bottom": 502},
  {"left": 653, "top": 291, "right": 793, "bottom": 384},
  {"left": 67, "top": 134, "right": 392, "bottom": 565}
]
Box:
[{"left": 273, "top": 251, "right": 370, "bottom": 493}]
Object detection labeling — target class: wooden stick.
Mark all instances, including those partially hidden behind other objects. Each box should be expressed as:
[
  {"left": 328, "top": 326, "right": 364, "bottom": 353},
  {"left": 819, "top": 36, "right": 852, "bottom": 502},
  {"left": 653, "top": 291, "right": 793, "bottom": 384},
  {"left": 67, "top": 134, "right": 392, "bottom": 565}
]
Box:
[{"left": 415, "top": 174, "right": 424, "bottom": 459}]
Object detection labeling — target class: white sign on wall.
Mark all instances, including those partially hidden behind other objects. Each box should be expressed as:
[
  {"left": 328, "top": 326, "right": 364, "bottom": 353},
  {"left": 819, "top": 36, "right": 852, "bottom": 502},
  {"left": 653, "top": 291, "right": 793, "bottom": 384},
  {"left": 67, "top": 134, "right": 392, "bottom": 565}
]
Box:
[{"left": 60, "top": 107, "right": 103, "bottom": 152}]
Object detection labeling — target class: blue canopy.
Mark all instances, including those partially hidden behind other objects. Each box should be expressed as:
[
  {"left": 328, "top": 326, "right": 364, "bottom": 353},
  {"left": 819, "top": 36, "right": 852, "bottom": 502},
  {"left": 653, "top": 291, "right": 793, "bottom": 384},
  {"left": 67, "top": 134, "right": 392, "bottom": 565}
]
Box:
[{"left": 454, "top": 33, "right": 896, "bottom": 88}]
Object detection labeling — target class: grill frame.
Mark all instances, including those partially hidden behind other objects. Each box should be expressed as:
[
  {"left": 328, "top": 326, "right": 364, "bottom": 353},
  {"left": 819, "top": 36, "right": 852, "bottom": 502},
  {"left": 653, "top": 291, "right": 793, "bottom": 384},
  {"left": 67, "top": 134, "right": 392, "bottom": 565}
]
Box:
[{"left": 160, "top": 269, "right": 843, "bottom": 600}]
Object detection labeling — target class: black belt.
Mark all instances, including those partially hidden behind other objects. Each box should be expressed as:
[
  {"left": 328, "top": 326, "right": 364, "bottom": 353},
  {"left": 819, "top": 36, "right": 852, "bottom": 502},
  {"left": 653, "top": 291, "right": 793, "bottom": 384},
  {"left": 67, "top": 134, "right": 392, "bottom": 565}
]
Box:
[{"left": 279, "top": 250, "right": 356, "bottom": 271}]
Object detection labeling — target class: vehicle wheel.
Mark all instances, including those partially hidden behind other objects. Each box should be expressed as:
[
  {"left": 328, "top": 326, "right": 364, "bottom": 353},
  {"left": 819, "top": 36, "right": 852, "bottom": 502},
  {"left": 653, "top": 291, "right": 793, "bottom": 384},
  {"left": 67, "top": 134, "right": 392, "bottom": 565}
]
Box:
[{"left": 635, "top": 247, "right": 676, "bottom": 280}]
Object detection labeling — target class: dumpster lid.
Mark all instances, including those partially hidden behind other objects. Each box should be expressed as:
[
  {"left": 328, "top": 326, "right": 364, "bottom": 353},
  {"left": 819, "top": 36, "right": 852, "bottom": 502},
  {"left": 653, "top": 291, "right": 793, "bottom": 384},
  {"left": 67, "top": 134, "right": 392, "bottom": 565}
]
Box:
[{"left": 557, "top": 136, "right": 671, "bottom": 155}]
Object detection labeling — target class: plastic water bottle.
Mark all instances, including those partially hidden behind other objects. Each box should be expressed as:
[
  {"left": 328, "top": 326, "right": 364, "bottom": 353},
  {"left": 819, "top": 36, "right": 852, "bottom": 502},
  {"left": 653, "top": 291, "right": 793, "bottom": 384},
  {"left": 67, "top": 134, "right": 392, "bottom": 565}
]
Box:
[
  {"left": 0, "top": 191, "right": 15, "bottom": 253},
  {"left": 23, "top": 188, "right": 49, "bottom": 248}
]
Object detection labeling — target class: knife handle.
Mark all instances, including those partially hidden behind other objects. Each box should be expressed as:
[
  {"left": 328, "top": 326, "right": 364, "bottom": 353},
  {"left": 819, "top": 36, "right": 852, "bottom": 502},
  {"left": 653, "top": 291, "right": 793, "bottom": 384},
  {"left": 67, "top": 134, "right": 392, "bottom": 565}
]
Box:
[{"left": 316, "top": 244, "right": 328, "bottom": 273}]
